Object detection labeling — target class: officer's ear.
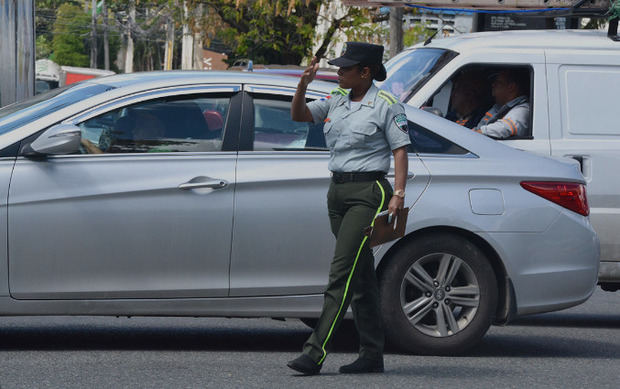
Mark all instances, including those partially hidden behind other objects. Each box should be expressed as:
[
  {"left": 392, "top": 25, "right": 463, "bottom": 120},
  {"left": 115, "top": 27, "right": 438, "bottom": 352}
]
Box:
[{"left": 360, "top": 65, "right": 371, "bottom": 80}]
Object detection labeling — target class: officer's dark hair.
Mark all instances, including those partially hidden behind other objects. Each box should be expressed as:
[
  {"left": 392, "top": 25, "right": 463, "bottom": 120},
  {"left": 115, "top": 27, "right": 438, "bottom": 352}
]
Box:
[{"left": 357, "top": 63, "right": 382, "bottom": 81}]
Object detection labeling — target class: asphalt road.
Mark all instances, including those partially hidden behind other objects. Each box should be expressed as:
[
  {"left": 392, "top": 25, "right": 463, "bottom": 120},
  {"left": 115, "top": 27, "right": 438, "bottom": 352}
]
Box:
[{"left": 0, "top": 288, "right": 618, "bottom": 389}]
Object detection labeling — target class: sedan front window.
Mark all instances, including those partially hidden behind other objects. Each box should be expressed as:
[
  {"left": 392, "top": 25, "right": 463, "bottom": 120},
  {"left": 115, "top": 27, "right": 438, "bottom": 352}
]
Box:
[{"left": 79, "top": 94, "right": 231, "bottom": 154}]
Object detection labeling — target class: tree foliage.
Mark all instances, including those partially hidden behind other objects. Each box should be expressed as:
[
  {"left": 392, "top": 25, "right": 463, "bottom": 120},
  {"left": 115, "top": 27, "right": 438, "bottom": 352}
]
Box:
[
  {"left": 38, "top": 0, "right": 378, "bottom": 70},
  {"left": 403, "top": 22, "right": 433, "bottom": 47},
  {"left": 203, "top": 0, "right": 323, "bottom": 65},
  {"left": 51, "top": 3, "right": 91, "bottom": 66}
]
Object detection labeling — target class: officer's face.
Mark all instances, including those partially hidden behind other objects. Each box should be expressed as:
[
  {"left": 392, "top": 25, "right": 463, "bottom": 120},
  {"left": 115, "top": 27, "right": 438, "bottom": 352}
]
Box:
[{"left": 337, "top": 65, "right": 369, "bottom": 89}]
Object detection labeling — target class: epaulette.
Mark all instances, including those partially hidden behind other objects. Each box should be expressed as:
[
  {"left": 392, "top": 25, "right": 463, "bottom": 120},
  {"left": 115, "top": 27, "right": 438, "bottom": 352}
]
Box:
[
  {"left": 330, "top": 87, "right": 349, "bottom": 96},
  {"left": 377, "top": 90, "right": 398, "bottom": 105}
]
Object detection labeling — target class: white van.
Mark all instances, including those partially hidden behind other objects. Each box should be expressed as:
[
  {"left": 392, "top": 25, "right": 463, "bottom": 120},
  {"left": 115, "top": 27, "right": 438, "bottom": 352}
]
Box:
[{"left": 381, "top": 29, "right": 620, "bottom": 291}]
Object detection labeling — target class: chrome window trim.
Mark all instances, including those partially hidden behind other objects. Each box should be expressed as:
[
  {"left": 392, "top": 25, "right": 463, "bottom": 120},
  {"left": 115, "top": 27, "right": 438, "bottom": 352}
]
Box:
[
  {"left": 66, "top": 84, "right": 241, "bottom": 125},
  {"left": 17, "top": 151, "right": 239, "bottom": 160},
  {"left": 243, "top": 84, "right": 326, "bottom": 99},
  {"left": 237, "top": 150, "right": 328, "bottom": 157},
  {"left": 415, "top": 152, "right": 478, "bottom": 159}
]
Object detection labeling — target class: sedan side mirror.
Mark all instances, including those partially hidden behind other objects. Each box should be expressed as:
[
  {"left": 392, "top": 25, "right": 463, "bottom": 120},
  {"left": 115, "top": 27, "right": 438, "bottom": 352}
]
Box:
[{"left": 29, "top": 123, "right": 82, "bottom": 155}]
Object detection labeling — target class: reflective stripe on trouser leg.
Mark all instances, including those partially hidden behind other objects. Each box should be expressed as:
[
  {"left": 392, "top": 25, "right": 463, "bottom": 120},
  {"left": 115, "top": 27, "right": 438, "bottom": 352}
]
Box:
[{"left": 304, "top": 181, "right": 385, "bottom": 364}]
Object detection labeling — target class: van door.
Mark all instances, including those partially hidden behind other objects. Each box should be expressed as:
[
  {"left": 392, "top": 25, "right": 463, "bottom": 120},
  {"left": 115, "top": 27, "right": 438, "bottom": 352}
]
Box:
[{"left": 546, "top": 51, "right": 620, "bottom": 276}]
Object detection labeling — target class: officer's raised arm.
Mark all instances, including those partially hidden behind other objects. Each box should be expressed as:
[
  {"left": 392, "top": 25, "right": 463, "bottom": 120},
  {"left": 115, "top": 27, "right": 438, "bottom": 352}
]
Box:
[{"left": 291, "top": 57, "right": 319, "bottom": 122}]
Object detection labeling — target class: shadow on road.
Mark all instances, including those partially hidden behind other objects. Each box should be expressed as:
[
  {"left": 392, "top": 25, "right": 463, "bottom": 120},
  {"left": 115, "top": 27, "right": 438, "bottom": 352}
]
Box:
[
  {"left": 511, "top": 312, "right": 620, "bottom": 329},
  {"left": 0, "top": 319, "right": 358, "bottom": 353},
  {"left": 469, "top": 334, "right": 618, "bottom": 359},
  {"left": 0, "top": 312, "right": 618, "bottom": 360}
]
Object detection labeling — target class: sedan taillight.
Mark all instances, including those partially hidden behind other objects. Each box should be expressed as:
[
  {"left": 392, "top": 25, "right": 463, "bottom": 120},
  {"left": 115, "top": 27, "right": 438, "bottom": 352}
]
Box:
[{"left": 520, "top": 181, "right": 589, "bottom": 216}]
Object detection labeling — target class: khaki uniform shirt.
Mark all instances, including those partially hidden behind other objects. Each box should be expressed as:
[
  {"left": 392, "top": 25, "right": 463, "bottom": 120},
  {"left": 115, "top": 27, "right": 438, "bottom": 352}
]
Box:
[{"left": 307, "top": 84, "right": 411, "bottom": 173}]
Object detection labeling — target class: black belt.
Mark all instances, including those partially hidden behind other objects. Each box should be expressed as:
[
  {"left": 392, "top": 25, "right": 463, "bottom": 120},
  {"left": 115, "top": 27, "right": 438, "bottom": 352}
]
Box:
[{"left": 331, "top": 171, "right": 385, "bottom": 184}]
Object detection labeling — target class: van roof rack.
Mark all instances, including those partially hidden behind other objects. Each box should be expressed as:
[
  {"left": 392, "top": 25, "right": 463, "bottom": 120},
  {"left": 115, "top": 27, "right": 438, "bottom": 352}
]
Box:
[{"left": 345, "top": 0, "right": 619, "bottom": 40}]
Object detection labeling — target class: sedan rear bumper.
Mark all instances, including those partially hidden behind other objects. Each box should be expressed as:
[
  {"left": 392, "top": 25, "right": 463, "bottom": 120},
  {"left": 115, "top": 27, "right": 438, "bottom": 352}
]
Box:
[{"left": 482, "top": 210, "right": 600, "bottom": 317}]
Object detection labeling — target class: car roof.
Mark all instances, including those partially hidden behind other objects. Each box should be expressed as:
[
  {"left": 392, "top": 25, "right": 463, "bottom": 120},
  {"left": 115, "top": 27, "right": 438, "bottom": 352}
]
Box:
[
  {"left": 418, "top": 29, "right": 617, "bottom": 52},
  {"left": 89, "top": 70, "right": 336, "bottom": 93}
]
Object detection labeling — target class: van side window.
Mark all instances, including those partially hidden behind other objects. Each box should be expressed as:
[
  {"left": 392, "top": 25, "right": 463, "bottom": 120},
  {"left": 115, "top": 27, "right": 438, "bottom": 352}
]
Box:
[
  {"left": 560, "top": 65, "right": 620, "bottom": 136},
  {"left": 424, "top": 65, "right": 533, "bottom": 140}
]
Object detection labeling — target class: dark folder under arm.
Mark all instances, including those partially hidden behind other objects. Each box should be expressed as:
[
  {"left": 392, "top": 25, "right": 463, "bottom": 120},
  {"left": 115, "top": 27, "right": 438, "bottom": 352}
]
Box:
[{"left": 364, "top": 207, "right": 409, "bottom": 248}]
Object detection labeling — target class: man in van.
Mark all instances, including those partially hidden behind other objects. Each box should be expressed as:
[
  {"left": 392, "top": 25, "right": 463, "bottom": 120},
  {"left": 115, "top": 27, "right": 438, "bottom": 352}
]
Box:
[
  {"left": 446, "top": 70, "right": 490, "bottom": 129},
  {"left": 473, "top": 69, "right": 530, "bottom": 139}
]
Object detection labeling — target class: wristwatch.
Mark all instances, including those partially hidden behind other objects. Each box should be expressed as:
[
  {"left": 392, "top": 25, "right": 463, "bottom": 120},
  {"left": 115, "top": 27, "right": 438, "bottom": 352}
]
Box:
[{"left": 394, "top": 189, "right": 405, "bottom": 198}]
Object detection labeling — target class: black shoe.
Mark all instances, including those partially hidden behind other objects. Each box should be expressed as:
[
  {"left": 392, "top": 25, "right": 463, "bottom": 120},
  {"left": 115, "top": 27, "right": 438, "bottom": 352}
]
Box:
[
  {"left": 339, "top": 357, "right": 384, "bottom": 374},
  {"left": 287, "top": 354, "right": 321, "bottom": 376}
]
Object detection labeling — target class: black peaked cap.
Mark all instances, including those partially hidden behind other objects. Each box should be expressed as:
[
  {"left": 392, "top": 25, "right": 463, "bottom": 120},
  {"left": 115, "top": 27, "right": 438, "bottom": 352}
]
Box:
[{"left": 328, "top": 42, "right": 387, "bottom": 81}]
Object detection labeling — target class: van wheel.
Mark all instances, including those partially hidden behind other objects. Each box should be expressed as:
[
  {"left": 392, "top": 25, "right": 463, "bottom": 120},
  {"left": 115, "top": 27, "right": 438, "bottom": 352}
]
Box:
[{"left": 380, "top": 233, "right": 498, "bottom": 355}]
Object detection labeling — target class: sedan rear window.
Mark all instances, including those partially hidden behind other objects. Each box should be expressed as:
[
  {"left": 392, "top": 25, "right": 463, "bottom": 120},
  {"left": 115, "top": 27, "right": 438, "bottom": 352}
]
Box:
[
  {"left": 0, "top": 82, "right": 114, "bottom": 135},
  {"left": 381, "top": 48, "right": 457, "bottom": 102},
  {"left": 408, "top": 121, "right": 469, "bottom": 155}
]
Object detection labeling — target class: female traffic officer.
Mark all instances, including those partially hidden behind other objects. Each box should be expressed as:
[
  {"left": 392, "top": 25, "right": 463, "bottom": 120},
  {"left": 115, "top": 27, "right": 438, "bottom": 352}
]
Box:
[{"left": 287, "top": 42, "right": 410, "bottom": 375}]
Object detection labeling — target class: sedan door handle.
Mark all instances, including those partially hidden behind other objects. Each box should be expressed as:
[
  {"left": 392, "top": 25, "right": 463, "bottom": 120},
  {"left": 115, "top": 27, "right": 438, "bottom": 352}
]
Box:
[{"left": 178, "top": 178, "right": 228, "bottom": 190}]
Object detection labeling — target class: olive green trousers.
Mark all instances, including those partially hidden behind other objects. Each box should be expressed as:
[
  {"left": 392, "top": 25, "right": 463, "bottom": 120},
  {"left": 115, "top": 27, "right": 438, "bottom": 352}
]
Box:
[{"left": 303, "top": 179, "right": 392, "bottom": 365}]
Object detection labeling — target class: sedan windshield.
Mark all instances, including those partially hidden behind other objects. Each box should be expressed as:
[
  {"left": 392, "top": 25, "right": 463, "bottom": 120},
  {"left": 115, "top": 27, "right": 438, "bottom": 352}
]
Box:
[
  {"left": 0, "top": 82, "right": 114, "bottom": 135},
  {"left": 380, "top": 48, "right": 457, "bottom": 102}
]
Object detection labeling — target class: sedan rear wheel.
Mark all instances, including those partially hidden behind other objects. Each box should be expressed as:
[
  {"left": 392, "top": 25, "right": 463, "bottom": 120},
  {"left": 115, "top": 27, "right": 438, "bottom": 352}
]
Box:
[{"left": 380, "top": 233, "right": 498, "bottom": 355}]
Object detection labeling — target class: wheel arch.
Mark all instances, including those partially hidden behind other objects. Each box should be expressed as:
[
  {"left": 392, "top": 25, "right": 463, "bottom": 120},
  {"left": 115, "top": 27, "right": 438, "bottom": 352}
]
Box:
[{"left": 375, "top": 226, "right": 517, "bottom": 325}]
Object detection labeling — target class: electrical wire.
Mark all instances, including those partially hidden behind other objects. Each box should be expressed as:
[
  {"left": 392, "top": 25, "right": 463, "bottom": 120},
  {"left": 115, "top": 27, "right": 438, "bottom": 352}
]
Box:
[{"left": 404, "top": 3, "right": 572, "bottom": 14}]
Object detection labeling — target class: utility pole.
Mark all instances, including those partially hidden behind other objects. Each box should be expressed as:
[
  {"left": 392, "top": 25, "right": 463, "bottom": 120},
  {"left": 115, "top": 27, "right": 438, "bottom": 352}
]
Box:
[
  {"left": 193, "top": 4, "right": 204, "bottom": 70},
  {"left": 103, "top": 0, "right": 109, "bottom": 70},
  {"left": 181, "top": 0, "right": 193, "bottom": 70},
  {"left": 389, "top": 6, "right": 404, "bottom": 58},
  {"left": 0, "top": 0, "right": 35, "bottom": 107},
  {"left": 125, "top": 0, "right": 135, "bottom": 73},
  {"left": 164, "top": 3, "right": 175, "bottom": 70},
  {"left": 90, "top": 0, "right": 98, "bottom": 68}
]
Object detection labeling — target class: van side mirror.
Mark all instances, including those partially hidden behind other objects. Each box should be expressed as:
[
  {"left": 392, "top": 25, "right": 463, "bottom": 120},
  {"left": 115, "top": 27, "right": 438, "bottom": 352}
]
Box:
[{"left": 29, "top": 123, "right": 81, "bottom": 155}]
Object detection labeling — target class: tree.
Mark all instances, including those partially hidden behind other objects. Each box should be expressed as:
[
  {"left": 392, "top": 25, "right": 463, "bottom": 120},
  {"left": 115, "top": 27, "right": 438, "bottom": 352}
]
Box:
[
  {"left": 35, "top": 0, "right": 80, "bottom": 60},
  {"left": 403, "top": 21, "right": 433, "bottom": 47},
  {"left": 52, "top": 3, "right": 91, "bottom": 66},
  {"left": 203, "top": 0, "right": 323, "bottom": 65},
  {"left": 313, "top": 5, "right": 383, "bottom": 61}
]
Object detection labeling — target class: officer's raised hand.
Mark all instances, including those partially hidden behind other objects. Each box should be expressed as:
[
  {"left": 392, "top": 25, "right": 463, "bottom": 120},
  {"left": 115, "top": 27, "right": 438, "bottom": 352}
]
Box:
[{"left": 300, "top": 57, "right": 320, "bottom": 87}]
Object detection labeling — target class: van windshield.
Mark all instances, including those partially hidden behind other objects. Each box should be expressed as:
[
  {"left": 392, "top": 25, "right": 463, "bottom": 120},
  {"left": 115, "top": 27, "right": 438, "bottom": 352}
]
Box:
[
  {"left": 380, "top": 48, "right": 457, "bottom": 102},
  {"left": 0, "top": 82, "right": 114, "bottom": 135}
]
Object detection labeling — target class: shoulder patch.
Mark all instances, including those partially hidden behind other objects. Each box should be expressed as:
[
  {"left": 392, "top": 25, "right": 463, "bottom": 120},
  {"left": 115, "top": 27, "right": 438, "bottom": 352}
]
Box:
[
  {"left": 394, "top": 113, "right": 409, "bottom": 133},
  {"left": 378, "top": 90, "right": 398, "bottom": 105},
  {"left": 331, "top": 87, "right": 349, "bottom": 96}
]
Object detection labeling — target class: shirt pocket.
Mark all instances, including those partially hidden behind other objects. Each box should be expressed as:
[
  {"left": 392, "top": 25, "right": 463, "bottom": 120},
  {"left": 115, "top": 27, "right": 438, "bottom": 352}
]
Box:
[
  {"left": 349, "top": 123, "right": 380, "bottom": 148},
  {"left": 323, "top": 121, "right": 337, "bottom": 149}
]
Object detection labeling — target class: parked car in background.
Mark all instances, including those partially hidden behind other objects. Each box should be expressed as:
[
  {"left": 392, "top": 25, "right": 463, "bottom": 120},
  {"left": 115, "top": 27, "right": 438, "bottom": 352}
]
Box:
[
  {"left": 0, "top": 72, "right": 599, "bottom": 354},
  {"left": 380, "top": 29, "right": 620, "bottom": 292},
  {"left": 35, "top": 59, "right": 115, "bottom": 94},
  {"left": 228, "top": 60, "right": 338, "bottom": 82}
]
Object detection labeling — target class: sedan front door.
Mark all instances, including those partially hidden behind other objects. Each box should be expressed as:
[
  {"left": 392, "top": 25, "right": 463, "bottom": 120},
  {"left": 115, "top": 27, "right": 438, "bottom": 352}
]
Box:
[{"left": 8, "top": 85, "right": 241, "bottom": 299}]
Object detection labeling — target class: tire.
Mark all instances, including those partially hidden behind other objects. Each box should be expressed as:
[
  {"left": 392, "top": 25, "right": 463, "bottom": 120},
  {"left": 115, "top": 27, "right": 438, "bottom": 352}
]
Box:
[{"left": 379, "top": 232, "right": 498, "bottom": 355}]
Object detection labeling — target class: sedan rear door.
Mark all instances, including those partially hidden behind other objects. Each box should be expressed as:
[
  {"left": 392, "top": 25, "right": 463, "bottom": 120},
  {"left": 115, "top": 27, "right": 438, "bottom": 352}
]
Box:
[{"left": 229, "top": 84, "right": 429, "bottom": 296}]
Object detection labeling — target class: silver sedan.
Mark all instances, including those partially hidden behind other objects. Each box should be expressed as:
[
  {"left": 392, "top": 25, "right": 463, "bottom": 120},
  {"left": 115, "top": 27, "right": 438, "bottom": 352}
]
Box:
[{"left": 0, "top": 72, "right": 599, "bottom": 354}]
